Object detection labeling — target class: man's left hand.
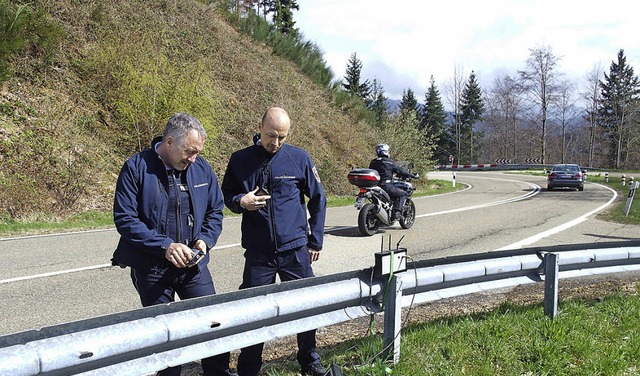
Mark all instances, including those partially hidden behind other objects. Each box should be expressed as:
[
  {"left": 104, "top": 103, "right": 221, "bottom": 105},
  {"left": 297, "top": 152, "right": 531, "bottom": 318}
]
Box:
[
  {"left": 308, "top": 248, "right": 321, "bottom": 263},
  {"left": 193, "top": 239, "right": 207, "bottom": 253}
]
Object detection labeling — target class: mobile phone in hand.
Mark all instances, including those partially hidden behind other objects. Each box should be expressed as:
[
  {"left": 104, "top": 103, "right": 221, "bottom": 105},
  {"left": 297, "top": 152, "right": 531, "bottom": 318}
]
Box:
[{"left": 186, "top": 249, "right": 205, "bottom": 266}]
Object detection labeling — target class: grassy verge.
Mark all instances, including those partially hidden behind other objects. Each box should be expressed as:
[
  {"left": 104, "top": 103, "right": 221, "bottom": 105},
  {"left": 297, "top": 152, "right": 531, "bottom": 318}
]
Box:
[
  {"left": 0, "top": 179, "right": 459, "bottom": 238},
  {"left": 584, "top": 172, "right": 640, "bottom": 223},
  {"left": 0, "top": 211, "right": 114, "bottom": 237},
  {"left": 329, "top": 178, "right": 460, "bottom": 208},
  {"left": 265, "top": 291, "right": 640, "bottom": 375}
]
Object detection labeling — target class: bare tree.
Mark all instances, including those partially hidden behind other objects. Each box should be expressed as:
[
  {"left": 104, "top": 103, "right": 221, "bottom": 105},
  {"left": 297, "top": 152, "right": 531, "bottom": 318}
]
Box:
[
  {"left": 583, "top": 65, "right": 603, "bottom": 167},
  {"left": 443, "top": 64, "right": 465, "bottom": 163},
  {"left": 518, "top": 45, "right": 562, "bottom": 164},
  {"left": 485, "top": 74, "right": 523, "bottom": 162},
  {"left": 555, "top": 79, "right": 581, "bottom": 163},
  {"left": 232, "top": 0, "right": 259, "bottom": 15}
]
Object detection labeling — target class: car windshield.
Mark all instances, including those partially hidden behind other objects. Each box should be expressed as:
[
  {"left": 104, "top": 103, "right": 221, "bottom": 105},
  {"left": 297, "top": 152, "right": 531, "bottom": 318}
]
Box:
[{"left": 552, "top": 165, "right": 579, "bottom": 172}]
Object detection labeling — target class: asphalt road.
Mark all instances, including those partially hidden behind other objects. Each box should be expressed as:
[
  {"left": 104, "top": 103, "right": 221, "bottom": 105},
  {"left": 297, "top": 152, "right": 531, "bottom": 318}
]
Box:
[{"left": 1, "top": 171, "right": 638, "bottom": 336}]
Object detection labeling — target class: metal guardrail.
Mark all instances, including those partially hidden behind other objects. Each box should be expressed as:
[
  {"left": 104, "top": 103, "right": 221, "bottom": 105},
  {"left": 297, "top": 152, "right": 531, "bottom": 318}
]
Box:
[{"left": 1, "top": 241, "right": 640, "bottom": 375}]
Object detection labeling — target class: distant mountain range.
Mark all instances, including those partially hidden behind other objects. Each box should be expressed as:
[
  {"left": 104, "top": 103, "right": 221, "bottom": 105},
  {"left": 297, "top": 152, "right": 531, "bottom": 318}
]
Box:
[
  {"left": 385, "top": 99, "right": 401, "bottom": 113},
  {"left": 384, "top": 99, "right": 455, "bottom": 125},
  {"left": 385, "top": 98, "right": 423, "bottom": 114}
]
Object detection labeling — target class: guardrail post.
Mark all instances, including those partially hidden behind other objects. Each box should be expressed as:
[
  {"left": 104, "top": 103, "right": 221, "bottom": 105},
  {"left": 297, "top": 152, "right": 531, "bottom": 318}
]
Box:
[
  {"left": 543, "top": 253, "right": 559, "bottom": 319},
  {"left": 383, "top": 275, "right": 402, "bottom": 364}
]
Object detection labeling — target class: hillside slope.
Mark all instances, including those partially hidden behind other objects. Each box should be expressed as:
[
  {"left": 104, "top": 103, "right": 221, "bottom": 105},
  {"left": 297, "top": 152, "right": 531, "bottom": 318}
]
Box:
[{"left": 0, "top": 0, "right": 378, "bottom": 219}]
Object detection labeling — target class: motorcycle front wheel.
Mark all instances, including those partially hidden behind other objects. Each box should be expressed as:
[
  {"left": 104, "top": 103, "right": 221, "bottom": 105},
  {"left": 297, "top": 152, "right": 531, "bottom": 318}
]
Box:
[
  {"left": 399, "top": 198, "right": 416, "bottom": 229},
  {"left": 358, "top": 203, "right": 381, "bottom": 236}
]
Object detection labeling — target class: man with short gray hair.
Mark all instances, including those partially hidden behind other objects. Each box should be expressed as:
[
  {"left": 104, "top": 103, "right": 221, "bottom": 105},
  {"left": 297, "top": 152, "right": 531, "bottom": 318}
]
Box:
[{"left": 112, "top": 113, "right": 232, "bottom": 376}]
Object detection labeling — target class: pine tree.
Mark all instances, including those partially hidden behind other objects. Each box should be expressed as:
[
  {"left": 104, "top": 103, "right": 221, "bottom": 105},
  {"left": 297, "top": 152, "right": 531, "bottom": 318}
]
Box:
[
  {"left": 342, "top": 52, "right": 371, "bottom": 101},
  {"left": 460, "top": 71, "right": 485, "bottom": 162},
  {"left": 399, "top": 88, "right": 419, "bottom": 121},
  {"left": 279, "top": 0, "right": 299, "bottom": 36},
  {"left": 598, "top": 49, "right": 640, "bottom": 169},
  {"left": 257, "top": 0, "right": 271, "bottom": 19},
  {"left": 422, "top": 76, "right": 452, "bottom": 164},
  {"left": 260, "top": 0, "right": 299, "bottom": 36},
  {"left": 368, "top": 78, "right": 388, "bottom": 126}
]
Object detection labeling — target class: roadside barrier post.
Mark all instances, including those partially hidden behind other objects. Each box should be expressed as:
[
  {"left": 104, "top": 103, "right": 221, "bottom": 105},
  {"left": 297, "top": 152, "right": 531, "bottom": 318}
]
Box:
[
  {"left": 452, "top": 171, "right": 456, "bottom": 187},
  {"left": 383, "top": 275, "right": 402, "bottom": 365},
  {"left": 630, "top": 176, "right": 635, "bottom": 186},
  {"left": 543, "top": 253, "right": 559, "bottom": 319},
  {"left": 622, "top": 174, "right": 626, "bottom": 186},
  {"left": 605, "top": 172, "right": 609, "bottom": 183},
  {"left": 624, "top": 181, "right": 639, "bottom": 217}
]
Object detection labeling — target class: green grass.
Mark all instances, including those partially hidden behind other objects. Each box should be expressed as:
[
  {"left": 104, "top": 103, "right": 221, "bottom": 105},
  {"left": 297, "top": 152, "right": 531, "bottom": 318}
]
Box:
[
  {"left": 0, "top": 179, "right": 459, "bottom": 237},
  {"left": 329, "top": 178, "right": 461, "bottom": 208},
  {"left": 0, "top": 211, "right": 114, "bottom": 237},
  {"left": 264, "top": 292, "right": 640, "bottom": 375},
  {"left": 583, "top": 172, "right": 640, "bottom": 223}
]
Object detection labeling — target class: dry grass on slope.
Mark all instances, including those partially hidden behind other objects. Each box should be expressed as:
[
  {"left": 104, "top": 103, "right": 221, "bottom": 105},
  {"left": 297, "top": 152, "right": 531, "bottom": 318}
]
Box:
[{"left": 1, "top": 0, "right": 377, "bottom": 218}]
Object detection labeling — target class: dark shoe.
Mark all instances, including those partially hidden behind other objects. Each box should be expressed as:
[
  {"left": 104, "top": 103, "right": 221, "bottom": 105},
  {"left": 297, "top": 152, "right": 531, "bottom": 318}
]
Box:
[{"left": 301, "top": 363, "right": 327, "bottom": 376}]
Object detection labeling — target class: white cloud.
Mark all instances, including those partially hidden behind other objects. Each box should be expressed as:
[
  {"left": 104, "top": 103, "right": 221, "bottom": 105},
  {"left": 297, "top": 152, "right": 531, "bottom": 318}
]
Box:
[{"left": 296, "top": 0, "right": 639, "bottom": 101}]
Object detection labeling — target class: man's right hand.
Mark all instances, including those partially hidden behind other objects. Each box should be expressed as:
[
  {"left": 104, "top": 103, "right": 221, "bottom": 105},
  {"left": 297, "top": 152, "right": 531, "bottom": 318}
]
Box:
[
  {"left": 240, "top": 187, "right": 272, "bottom": 211},
  {"left": 165, "top": 243, "right": 194, "bottom": 268}
]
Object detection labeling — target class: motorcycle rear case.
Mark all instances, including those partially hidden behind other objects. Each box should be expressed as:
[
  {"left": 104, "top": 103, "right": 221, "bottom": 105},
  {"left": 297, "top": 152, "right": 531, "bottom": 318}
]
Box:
[{"left": 348, "top": 168, "right": 380, "bottom": 188}]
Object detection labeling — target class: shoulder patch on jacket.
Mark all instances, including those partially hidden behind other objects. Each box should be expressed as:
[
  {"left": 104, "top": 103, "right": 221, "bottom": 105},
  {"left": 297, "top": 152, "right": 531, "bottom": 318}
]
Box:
[{"left": 312, "top": 166, "right": 321, "bottom": 183}]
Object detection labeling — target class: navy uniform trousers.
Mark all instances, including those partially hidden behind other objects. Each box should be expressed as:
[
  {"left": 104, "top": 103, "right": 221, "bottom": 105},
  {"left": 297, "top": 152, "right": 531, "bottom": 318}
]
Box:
[
  {"left": 131, "top": 263, "right": 232, "bottom": 376},
  {"left": 236, "top": 245, "right": 321, "bottom": 376}
]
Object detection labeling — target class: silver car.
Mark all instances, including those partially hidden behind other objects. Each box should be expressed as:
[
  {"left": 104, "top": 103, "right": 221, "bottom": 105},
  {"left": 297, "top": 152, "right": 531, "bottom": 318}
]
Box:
[{"left": 547, "top": 164, "right": 584, "bottom": 191}]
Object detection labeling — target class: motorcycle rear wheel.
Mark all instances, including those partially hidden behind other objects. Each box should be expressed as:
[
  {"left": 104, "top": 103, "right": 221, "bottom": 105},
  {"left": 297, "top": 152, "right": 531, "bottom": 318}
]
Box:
[
  {"left": 399, "top": 198, "right": 416, "bottom": 229},
  {"left": 358, "top": 203, "right": 380, "bottom": 236}
]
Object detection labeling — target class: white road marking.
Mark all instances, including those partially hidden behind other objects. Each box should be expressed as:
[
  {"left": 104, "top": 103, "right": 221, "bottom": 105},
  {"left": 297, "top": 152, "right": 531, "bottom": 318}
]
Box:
[
  {"left": 0, "top": 242, "right": 243, "bottom": 284},
  {"left": 0, "top": 227, "right": 114, "bottom": 242},
  {"left": 495, "top": 183, "right": 618, "bottom": 250},
  {"left": 1, "top": 179, "right": 616, "bottom": 284},
  {"left": 0, "top": 264, "right": 112, "bottom": 284},
  {"left": 417, "top": 176, "right": 541, "bottom": 218}
]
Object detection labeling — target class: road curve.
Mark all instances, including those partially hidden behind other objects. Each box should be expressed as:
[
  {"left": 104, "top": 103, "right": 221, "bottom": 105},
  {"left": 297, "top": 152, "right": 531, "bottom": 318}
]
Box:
[{"left": 0, "top": 171, "right": 637, "bottom": 335}]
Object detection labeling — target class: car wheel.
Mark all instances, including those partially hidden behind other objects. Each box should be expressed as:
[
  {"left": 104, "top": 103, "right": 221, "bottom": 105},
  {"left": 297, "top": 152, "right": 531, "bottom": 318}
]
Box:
[
  {"left": 547, "top": 186, "right": 553, "bottom": 191},
  {"left": 578, "top": 186, "right": 584, "bottom": 191}
]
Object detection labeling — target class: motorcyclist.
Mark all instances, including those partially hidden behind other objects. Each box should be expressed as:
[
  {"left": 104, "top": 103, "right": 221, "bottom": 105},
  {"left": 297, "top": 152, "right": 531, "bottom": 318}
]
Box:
[{"left": 368, "top": 143, "right": 418, "bottom": 221}]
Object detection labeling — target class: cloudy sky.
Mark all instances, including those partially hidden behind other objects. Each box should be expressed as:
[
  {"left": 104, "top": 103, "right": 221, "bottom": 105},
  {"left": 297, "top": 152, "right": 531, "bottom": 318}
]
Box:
[{"left": 295, "top": 0, "right": 638, "bottom": 103}]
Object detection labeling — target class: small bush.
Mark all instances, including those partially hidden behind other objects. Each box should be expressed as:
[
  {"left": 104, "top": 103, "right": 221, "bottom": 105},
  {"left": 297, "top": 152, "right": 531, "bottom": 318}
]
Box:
[{"left": 0, "top": 0, "right": 63, "bottom": 81}]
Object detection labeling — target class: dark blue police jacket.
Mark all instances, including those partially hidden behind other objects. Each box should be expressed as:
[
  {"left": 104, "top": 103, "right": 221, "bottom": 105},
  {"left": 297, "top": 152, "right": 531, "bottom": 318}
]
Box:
[
  {"left": 221, "top": 143, "right": 326, "bottom": 253},
  {"left": 112, "top": 140, "right": 224, "bottom": 271}
]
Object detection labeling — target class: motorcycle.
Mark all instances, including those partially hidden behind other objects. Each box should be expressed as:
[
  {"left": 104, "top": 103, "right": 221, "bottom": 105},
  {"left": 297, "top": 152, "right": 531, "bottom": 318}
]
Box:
[{"left": 347, "top": 167, "right": 417, "bottom": 236}]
